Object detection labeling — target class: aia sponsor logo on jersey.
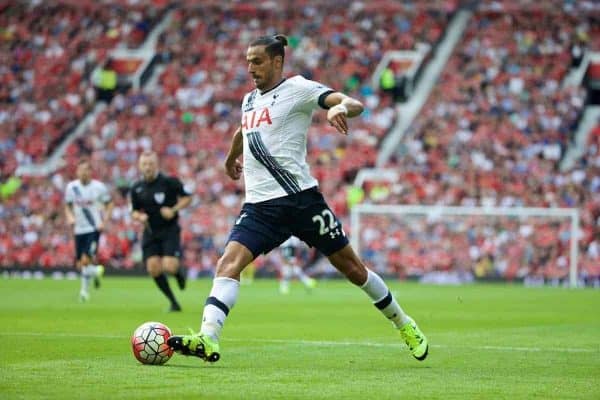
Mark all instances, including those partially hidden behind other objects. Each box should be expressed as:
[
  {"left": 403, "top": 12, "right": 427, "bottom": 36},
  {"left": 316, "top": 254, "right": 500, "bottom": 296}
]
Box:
[{"left": 241, "top": 107, "right": 272, "bottom": 130}]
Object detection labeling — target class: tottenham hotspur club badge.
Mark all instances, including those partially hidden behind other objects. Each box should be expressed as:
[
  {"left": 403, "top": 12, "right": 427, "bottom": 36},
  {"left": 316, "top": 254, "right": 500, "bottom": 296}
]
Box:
[{"left": 154, "top": 192, "right": 165, "bottom": 204}]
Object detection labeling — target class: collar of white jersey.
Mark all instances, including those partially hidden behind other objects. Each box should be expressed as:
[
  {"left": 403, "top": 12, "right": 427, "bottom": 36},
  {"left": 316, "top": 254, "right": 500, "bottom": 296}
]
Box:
[{"left": 259, "top": 78, "right": 287, "bottom": 95}]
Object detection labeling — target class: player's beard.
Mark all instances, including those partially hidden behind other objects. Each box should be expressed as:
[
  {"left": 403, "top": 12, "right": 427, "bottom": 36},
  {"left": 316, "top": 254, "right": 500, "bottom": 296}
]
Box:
[
  {"left": 253, "top": 70, "right": 273, "bottom": 91},
  {"left": 252, "top": 75, "right": 263, "bottom": 89}
]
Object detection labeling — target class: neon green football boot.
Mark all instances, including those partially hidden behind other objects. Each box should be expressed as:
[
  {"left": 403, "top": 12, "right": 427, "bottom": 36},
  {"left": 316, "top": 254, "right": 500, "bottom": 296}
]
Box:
[
  {"left": 167, "top": 332, "right": 220, "bottom": 362},
  {"left": 399, "top": 317, "right": 429, "bottom": 361},
  {"left": 93, "top": 265, "right": 104, "bottom": 289}
]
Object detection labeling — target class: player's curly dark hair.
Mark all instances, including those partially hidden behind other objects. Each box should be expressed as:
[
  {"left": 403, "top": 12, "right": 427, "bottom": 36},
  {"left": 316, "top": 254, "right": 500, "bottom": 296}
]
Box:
[{"left": 250, "top": 34, "right": 288, "bottom": 61}]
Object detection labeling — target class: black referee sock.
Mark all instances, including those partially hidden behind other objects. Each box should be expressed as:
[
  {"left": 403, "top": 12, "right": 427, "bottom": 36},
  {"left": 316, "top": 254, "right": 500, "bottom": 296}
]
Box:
[
  {"left": 153, "top": 274, "right": 179, "bottom": 306},
  {"left": 174, "top": 267, "right": 187, "bottom": 290}
]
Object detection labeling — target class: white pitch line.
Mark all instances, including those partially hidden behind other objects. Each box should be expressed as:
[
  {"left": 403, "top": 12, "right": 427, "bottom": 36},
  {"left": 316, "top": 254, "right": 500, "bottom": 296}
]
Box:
[
  {"left": 236, "top": 338, "right": 598, "bottom": 354},
  {"left": 2, "top": 332, "right": 598, "bottom": 354}
]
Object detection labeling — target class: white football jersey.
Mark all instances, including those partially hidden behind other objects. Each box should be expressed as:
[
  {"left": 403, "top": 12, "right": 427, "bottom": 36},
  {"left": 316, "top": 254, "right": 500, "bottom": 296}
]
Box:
[
  {"left": 240, "top": 75, "right": 334, "bottom": 203},
  {"left": 64, "top": 179, "right": 111, "bottom": 235}
]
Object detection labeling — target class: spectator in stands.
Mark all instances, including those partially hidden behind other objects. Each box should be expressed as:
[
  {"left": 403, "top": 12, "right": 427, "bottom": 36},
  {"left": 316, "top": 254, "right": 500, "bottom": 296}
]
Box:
[{"left": 92, "top": 64, "right": 118, "bottom": 103}]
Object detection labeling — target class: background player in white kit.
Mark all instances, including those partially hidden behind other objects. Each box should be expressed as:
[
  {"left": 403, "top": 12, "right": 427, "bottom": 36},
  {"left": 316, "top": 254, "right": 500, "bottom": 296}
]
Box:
[
  {"left": 169, "top": 35, "right": 428, "bottom": 362},
  {"left": 64, "top": 158, "right": 112, "bottom": 302},
  {"left": 278, "top": 236, "right": 316, "bottom": 294}
]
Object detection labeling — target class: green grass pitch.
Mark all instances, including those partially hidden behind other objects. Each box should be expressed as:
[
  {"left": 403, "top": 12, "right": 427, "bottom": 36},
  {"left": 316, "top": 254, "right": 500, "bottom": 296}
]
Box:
[{"left": 1, "top": 277, "right": 599, "bottom": 399}]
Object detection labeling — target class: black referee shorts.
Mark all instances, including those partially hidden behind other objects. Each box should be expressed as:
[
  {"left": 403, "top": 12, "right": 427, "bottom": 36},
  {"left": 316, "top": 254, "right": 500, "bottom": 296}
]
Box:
[{"left": 142, "top": 224, "right": 182, "bottom": 261}]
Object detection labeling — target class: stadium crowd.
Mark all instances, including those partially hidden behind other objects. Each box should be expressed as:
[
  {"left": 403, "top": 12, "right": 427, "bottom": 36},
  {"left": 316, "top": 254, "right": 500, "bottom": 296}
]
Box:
[
  {"left": 0, "top": 0, "right": 168, "bottom": 176},
  {"left": 359, "top": 1, "right": 600, "bottom": 283},
  {"left": 1, "top": 0, "right": 453, "bottom": 270},
  {"left": 1, "top": 0, "right": 599, "bottom": 285}
]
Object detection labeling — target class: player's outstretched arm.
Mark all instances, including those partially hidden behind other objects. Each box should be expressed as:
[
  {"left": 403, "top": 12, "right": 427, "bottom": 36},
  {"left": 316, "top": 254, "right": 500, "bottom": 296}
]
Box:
[
  {"left": 224, "top": 126, "right": 244, "bottom": 180},
  {"left": 323, "top": 92, "right": 364, "bottom": 135}
]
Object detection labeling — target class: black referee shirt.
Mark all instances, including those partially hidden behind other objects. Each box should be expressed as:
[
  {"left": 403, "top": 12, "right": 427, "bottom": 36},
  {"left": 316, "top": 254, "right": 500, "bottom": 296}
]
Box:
[{"left": 130, "top": 173, "right": 191, "bottom": 232}]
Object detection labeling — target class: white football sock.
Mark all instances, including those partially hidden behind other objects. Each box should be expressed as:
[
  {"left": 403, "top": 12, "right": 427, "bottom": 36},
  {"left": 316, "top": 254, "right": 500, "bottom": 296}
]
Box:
[
  {"left": 281, "top": 265, "right": 292, "bottom": 281},
  {"left": 82, "top": 265, "right": 98, "bottom": 278},
  {"left": 360, "top": 269, "right": 410, "bottom": 328},
  {"left": 280, "top": 265, "right": 292, "bottom": 290},
  {"left": 200, "top": 277, "right": 240, "bottom": 341},
  {"left": 292, "top": 266, "right": 312, "bottom": 286},
  {"left": 80, "top": 266, "right": 94, "bottom": 296}
]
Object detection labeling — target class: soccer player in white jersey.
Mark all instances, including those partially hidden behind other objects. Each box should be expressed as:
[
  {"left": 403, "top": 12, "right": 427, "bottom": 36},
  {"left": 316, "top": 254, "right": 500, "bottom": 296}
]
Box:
[
  {"left": 64, "top": 158, "right": 112, "bottom": 302},
  {"left": 278, "top": 236, "right": 316, "bottom": 294},
  {"left": 169, "top": 35, "right": 428, "bottom": 362}
]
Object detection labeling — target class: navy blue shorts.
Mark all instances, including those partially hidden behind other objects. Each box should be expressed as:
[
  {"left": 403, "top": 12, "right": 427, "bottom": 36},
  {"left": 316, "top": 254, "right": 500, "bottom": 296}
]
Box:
[
  {"left": 228, "top": 187, "right": 349, "bottom": 258},
  {"left": 75, "top": 231, "right": 100, "bottom": 261}
]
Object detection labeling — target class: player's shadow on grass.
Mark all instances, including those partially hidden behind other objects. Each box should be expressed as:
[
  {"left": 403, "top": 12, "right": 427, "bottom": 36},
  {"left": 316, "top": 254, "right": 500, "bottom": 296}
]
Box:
[{"left": 159, "top": 363, "right": 225, "bottom": 369}]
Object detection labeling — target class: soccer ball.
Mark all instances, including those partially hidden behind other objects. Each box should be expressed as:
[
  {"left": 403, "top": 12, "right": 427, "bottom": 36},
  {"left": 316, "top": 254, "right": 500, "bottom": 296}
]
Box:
[{"left": 131, "top": 321, "right": 174, "bottom": 365}]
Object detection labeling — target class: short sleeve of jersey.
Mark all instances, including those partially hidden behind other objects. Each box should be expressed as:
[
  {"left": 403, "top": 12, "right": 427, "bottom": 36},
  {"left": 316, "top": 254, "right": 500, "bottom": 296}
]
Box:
[
  {"left": 130, "top": 183, "right": 140, "bottom": 211},
  {"left": 169, "top": 177, "right": 191, "bottom": 197},
  {"left": 294, "top": 76, "right": 335, "bottom": 111}
]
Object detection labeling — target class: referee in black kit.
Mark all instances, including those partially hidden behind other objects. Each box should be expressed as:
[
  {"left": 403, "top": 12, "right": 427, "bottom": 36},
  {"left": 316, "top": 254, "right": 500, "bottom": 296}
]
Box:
[{"left": 130, "top": 151, "right": 192, "bottom": 311}]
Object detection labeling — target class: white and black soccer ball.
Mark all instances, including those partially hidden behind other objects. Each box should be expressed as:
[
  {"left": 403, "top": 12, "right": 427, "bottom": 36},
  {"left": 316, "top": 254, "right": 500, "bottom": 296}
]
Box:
[{"left": 131, "top": 321, "right": 174, "bottom": 365}]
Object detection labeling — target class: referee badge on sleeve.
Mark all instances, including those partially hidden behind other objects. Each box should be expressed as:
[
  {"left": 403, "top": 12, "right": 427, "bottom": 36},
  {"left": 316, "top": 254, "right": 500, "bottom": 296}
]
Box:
[{"left": 154, "top": 192, "right": 165, "bottom": 204}]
